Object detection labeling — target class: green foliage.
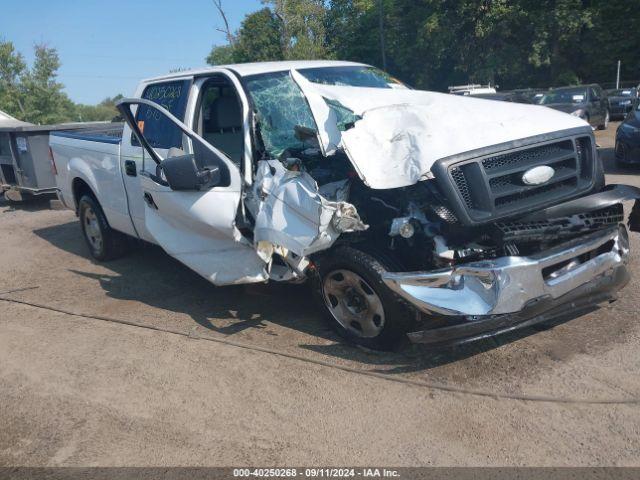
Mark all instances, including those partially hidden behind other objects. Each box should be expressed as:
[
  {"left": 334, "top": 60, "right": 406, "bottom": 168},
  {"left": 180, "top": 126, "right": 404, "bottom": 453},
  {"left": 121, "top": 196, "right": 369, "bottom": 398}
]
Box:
[
  {"left": 0, "top": 41, "right": 27, "bottom": 119},
  {"left": 206, "top": 44, "right": 237, "bottom": 66},
  {"left": 263, "top": 0, "right": 329, "bottom": 59},
  {"left": 74, "top": 95, "right": 124, "bottom": 122},
  {"left": 208, "top": 0, "right": 640, "bottom": 91},
  {"left": 0, "top": 41, "right": 123, "bottom": 125},
  {"left": 19, "top": 44, "right": 75, "bottom": 124},
  {"left": 206, "top": 1, "right": 330, "bottom": 66},
  {"left": 234, "top": 8, "right": 284, "bottom": 62}
]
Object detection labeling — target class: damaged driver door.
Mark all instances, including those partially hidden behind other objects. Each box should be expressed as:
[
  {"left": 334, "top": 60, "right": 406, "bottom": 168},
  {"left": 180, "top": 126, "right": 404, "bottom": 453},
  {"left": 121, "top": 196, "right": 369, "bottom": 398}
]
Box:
[{"left": 117, "top": 99, "right": 267, "bottom": 285}]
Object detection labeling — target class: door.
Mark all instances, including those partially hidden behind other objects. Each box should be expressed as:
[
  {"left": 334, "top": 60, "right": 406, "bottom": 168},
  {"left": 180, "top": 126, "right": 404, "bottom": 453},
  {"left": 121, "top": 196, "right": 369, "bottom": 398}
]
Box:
[
  {"left": 117, "top": 98, "right": 268, "bottom": 286},
  {"left": 120, "top": 79, "right": 192, "bottom": 240}
]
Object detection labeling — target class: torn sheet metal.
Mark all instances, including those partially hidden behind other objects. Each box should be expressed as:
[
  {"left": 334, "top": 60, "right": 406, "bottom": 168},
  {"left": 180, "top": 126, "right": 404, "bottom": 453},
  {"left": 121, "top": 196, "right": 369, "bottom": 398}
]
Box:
[
  {"left": 252, "top": 160, "right": 367, "bottom": 259},
  {"left": 291, "top": 72, "right": 589, "bottom": 189}
]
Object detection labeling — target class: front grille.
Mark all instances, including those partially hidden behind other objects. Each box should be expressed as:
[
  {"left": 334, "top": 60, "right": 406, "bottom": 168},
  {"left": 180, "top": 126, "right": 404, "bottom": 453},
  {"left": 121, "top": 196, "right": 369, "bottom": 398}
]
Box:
[
  {"left": 443, "top": 135, "right": 596, "bottom": 224},
  {"left": 494, "top": 204, "right": 623, "bottom": 244}
]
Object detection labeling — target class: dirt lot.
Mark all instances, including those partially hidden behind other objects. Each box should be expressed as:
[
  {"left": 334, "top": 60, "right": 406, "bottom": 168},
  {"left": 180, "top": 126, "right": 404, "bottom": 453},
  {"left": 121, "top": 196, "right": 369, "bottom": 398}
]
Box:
[{"left": 1, "top": 123, "right": 639, "bottom": 467}]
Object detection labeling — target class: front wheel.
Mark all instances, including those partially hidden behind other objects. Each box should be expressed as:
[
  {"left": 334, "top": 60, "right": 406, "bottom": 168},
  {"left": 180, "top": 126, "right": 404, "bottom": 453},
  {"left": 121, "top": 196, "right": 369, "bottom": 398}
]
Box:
[{"left": 311, "top": 246, "right": 418, "bottom": 351}]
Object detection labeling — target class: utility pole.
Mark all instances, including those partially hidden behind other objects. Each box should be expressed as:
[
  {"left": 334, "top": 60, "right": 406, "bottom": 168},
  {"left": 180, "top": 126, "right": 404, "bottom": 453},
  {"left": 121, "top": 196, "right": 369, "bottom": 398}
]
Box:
[
  {"left": 616, "top": 60, "right": 621, "bottom": 89},
  {"left": 378, "top": 0, "right": 387, "bottom": 71}
]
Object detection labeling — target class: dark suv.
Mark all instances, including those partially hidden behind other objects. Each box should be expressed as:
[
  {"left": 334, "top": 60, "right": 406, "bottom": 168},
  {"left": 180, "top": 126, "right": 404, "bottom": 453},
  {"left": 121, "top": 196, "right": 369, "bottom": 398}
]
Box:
[
  {"left": 541, "top": 84, "right": 610, "bottom": 130},
  {"left": 607, "top": 87, "right": 638, "bottom": 119}
]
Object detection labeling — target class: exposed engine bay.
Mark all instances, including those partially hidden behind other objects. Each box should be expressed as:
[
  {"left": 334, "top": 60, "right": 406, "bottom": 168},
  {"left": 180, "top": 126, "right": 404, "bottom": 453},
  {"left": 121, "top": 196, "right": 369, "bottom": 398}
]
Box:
[{"left": 250, "top": 143, "right": 629, "bottom": 279}]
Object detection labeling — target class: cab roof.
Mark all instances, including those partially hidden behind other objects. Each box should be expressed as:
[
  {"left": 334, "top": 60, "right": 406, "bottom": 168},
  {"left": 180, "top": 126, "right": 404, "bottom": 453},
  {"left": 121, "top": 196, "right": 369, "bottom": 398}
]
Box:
[{"left": 142, "top": 60, "right": 368, "bottom": 83}]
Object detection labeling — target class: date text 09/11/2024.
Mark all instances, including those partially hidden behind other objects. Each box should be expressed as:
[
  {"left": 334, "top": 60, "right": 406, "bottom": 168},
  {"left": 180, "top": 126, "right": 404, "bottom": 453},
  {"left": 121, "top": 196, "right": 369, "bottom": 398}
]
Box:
[{"left": 232, "top": 468, "right": 401, "bottom": 478}]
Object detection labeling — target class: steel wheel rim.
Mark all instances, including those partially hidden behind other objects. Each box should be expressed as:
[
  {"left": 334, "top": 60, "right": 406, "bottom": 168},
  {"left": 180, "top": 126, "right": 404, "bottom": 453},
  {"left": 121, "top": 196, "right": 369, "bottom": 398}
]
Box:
[
  {"left": 322, "top": 269, "right": 385, "bottom": 338},
  {"left": 83, "top": 207, "right": 103, "bottom": 253}
]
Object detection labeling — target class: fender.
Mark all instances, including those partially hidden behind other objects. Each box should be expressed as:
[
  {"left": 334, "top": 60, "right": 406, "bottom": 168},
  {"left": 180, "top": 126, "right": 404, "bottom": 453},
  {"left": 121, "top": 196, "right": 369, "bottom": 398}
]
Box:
[{"left": 68, "top": 156, "right": 101, "bottom": 208}]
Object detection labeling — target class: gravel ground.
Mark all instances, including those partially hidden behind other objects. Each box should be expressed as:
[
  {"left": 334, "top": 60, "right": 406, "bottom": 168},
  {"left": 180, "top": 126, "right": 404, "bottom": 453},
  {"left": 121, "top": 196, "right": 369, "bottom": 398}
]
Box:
[{"left": 0, "top": 122, "right": 639, "bottom": 466}]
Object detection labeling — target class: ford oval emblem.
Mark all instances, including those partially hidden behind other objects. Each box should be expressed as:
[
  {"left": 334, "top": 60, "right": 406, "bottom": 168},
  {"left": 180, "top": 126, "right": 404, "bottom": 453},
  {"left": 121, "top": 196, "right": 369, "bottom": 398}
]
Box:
[{"left": 522, "top": 165, "right": 555, "bottom": 186}]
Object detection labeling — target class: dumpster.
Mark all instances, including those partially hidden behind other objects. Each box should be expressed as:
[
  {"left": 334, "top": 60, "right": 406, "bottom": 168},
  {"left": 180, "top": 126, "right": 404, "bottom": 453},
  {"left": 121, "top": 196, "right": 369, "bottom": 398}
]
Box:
[{"left": 0, "top": 110, "right": 112, "bottom": 201}]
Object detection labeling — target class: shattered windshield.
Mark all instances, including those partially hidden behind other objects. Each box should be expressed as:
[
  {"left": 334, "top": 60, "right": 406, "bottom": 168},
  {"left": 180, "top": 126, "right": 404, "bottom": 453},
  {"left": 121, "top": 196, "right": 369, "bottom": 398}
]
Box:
[
  {"left": 244, "top": 71, "right": 318, "bottom": 158},
  {"left": 298, "top": 66, "right": 406, "bottom": 89}
]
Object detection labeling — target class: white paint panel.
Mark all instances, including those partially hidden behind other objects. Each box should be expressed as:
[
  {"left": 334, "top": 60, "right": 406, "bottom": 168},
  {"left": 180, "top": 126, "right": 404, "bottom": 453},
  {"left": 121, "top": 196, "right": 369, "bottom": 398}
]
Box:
[
  {"left": 293, "top": 78, "right": 590, "bottom": 189},
  {"left": 252, "top": 160, "right": 367, "bottom": 258},
  {"left": 140, "top": 175, "right": 268, "bottom": 285}
]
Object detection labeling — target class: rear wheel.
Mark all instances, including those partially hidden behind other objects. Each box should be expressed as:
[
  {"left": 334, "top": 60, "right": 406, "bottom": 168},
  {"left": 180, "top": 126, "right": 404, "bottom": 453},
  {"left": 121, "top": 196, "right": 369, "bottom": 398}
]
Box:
[
  {"left": 311, "top": 246, "right": 418, "bottom": 351},
  {"left": 78, "top": 195, "right": 128, "bottom": 261}
]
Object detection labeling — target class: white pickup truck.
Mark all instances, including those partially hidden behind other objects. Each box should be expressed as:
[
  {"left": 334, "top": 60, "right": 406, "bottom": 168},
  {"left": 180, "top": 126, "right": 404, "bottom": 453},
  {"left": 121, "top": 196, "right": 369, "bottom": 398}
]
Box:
[{"left": 51, "top": 60, "right": 640, "bottom": 350}]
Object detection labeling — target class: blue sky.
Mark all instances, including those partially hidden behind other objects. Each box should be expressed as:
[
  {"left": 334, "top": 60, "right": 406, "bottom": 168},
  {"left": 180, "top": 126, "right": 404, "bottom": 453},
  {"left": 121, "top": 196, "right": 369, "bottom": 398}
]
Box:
[{"left": 1, "top": 0, "right": 263, "bottom": 104}]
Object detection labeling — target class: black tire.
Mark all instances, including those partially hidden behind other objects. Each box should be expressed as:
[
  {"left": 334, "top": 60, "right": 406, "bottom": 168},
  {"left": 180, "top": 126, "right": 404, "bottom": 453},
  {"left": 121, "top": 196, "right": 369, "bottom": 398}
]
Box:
[
  {"left": 311, "top": 246, "right": 418, "bottom": 351},
  {"left": 78, "top": 195, "right": 128, "bottom": 261}
]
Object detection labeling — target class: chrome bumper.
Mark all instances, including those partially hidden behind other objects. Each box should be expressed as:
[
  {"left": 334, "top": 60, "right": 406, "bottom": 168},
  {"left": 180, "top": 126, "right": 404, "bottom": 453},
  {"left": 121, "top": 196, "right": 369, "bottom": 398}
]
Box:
[{"left": 383, "top": 225, "right": 629, "bottom": 330}]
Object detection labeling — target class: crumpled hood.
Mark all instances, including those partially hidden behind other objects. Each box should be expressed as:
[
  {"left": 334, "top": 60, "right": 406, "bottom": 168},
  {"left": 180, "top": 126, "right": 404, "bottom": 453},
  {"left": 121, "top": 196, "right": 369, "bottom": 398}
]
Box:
[{"left": 292, "top": 71, "right": 590, "bottom": 189}]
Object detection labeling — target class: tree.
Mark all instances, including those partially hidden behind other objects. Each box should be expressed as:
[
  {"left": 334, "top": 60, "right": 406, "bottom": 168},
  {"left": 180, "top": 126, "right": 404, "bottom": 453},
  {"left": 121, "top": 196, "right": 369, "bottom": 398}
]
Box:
[
  {"left": 207, "top": 7, "right": 284, "bottom": 65},
  {"left": 203, "top": 0, "right": 640, "bottom": 90},
  {"left": 263, "top": 0, "right": 330, "bottom": 59},
  {"left": 212, "top": 0, "right": 236, "bottom": 45},
  {"left": 206, "top": 44, "right": 237, "bottom": 66},
  {"left": 0, "top": 40, "right": 27, "bottom": 118},
  {"left": 20, "top": 44, "right": 75, "bottom": 124},
  {"left": 234, "top": 8, "right": 284, "bottom": 62},
  {"left": 325, "top": 0, "right": 380, "bottom": 66},
  {"left": 74, "top": 94, "right": 124, "bottom": 122}
]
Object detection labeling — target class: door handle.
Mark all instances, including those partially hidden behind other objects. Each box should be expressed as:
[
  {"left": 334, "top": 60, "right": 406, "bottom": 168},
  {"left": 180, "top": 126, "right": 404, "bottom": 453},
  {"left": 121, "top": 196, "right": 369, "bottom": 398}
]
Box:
[
  {"left": 124, "top": 160, "right": 137, "bottom": 177},
  {"left": 143, "top": 192, "right": 158, "bottom": 209}
]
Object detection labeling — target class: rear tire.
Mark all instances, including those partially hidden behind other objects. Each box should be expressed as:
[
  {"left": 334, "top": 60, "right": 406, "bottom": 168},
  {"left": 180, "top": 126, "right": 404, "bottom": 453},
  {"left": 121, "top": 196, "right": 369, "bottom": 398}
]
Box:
[
  {"left": 78, "top": 195, "right": 128, "bottom": 261},
  {"left": 311, "top": 246, "right": 418, "bottom": 351}
]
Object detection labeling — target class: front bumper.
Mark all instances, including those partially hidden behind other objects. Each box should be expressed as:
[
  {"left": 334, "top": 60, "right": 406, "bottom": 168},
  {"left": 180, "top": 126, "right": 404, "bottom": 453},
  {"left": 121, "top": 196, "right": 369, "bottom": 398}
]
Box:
[{"left": 382, "top": 225, "right": 630, "bottom": 345}]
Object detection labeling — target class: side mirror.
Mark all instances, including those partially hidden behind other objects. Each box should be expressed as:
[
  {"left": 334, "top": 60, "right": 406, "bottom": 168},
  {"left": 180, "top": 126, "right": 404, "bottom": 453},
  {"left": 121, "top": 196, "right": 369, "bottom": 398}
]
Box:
[{"left": 159, "top": 154, "right": 221, "bottom": 191}]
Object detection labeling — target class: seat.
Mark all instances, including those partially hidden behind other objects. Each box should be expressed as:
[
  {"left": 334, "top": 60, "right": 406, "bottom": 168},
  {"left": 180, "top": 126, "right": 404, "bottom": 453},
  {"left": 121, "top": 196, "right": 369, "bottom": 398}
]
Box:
[{"left": 204, "top": 95, "right": 243, "bottom": 165}]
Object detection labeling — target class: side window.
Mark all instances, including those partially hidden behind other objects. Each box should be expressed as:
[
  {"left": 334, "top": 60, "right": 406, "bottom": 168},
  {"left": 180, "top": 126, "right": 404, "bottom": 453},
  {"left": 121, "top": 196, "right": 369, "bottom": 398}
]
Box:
[
  {"left": 122, "top": 101, "right": 231, "bottom": 188},
  {"left": 132, "top": 80, "right": 191, "bottom": 149},
  {"left": 195, "top": 79, "right": 244, "bottom": 166},
  {"left": 590, "top": 87, "right": 599, "bottom": 101}
]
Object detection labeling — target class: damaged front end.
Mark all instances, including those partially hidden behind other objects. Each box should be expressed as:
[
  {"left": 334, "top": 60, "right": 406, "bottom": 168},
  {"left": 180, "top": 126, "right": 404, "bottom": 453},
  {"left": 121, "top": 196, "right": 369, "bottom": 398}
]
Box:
[
  {"left": 241, "top": 68, "right": 640, "bottom": 347},
  {"left": 246, "top": 159, "right": 367, "bottom": 281}
]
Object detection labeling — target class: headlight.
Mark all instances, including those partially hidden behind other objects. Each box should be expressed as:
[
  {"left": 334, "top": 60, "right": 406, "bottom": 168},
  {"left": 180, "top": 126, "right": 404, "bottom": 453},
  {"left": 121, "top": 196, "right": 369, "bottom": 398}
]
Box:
[
  {"left": 571, "top": 109, "right": 585, "bottom": 118},
  {"left": 621, "top": 100, "right": 632, "bottom": 106}
]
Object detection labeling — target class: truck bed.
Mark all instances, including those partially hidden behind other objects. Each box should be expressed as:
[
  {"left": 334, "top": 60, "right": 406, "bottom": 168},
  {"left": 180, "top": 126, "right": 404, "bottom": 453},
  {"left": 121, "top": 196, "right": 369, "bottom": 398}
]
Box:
[{"left": 50, "top": 123, "right": 124, "bottom": 145}]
